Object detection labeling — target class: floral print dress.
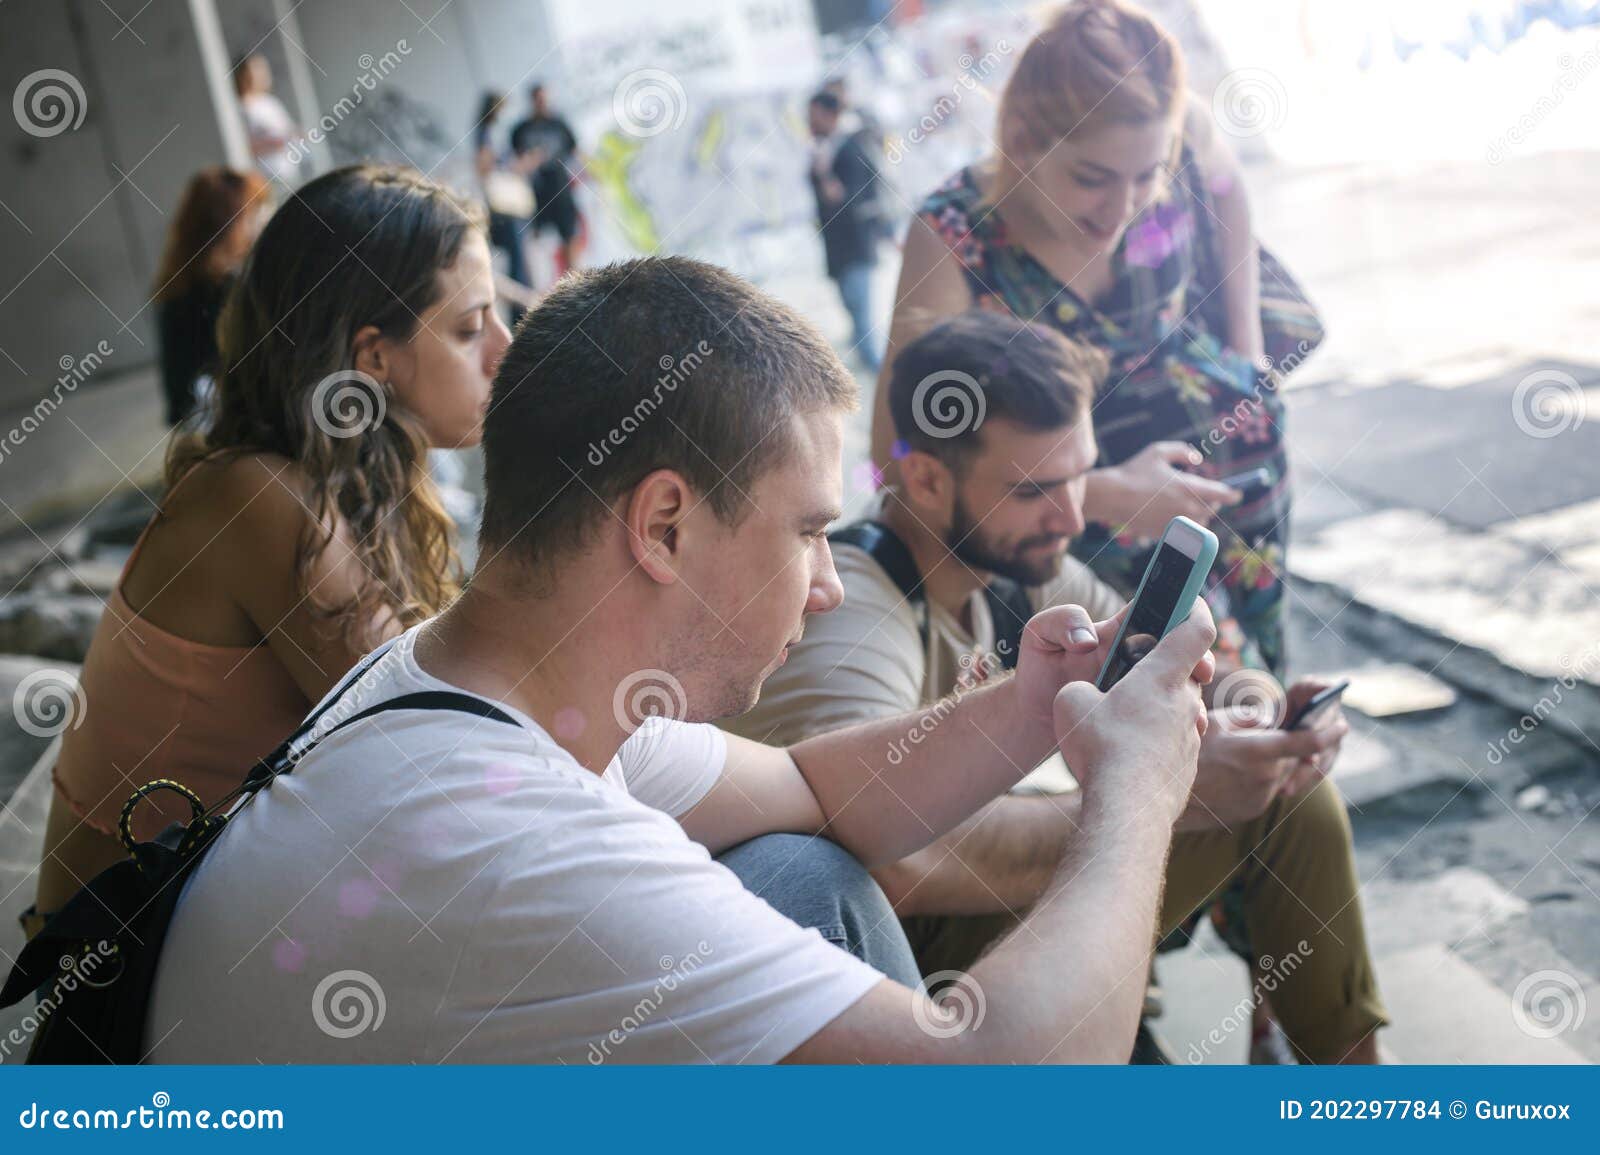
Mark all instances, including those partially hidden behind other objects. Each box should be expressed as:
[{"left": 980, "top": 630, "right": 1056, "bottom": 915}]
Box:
[{"left": 917, "top": 155, "right": 1294, "bottom": 675}]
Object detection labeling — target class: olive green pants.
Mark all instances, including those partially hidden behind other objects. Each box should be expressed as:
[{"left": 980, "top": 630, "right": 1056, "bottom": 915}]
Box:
[{"left": 903, "top": 777, "right": 1389, "bottom": 1063}]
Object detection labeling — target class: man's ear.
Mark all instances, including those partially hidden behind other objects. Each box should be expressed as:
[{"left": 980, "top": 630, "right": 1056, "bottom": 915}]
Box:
[
  {"left": 624, "top": 468, "right": 693, "bottom": 585},
  {"left": 897, "top": 449, "right": 956, "bottom": 514}
]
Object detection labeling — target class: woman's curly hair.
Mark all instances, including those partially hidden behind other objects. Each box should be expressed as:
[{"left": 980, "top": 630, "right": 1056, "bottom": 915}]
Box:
[{"left": 169, "top": 164, "right": 486, "bottom": 651}]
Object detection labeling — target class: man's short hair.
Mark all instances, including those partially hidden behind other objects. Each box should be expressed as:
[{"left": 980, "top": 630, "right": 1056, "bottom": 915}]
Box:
[
  {"left": 480, "top": 257, "right": 859, "bottom": 576},
  {"left": 809, "top": 91, "right": 843, "bottom": 114},
  {"left": 888, "top": 310, "right": 1106, "bottom": 472}
]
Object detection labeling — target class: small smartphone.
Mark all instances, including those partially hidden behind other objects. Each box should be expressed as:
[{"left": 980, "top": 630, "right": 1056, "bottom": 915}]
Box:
[
  {"left": 1220, "top": 467, "right": 1273, "bottom": 503},
  {"left": 1284, "top": 679, "right": 1351, "bottom": 730},
  {"left": 1095, "top": 516, "right": 1220, "bottom": 691}
]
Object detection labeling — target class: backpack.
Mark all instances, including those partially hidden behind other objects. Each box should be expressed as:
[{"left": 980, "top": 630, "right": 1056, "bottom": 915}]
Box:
[
  {"left": 0, "top": 641, "right": 520, "bottom": 1064},
  {"left": 827, "top": 520, "right": 1034, "bottom": 672}
]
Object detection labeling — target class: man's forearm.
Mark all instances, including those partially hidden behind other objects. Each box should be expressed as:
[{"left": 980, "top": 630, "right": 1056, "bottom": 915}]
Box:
[
  {"left": 961, "top": 786, "right": 1175, "bottom": 1062},
  {"left": 877, "top": 792, "right": 1080, "bottom": 916},
  {"left": 789, "top": 677, "right": 1054, "bottom": 868}
]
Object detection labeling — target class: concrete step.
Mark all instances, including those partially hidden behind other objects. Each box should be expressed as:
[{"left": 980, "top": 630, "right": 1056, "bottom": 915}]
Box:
[
  {"left": 1379, "top": 943, "right": 1588, "bottom": 1065},
  {"left": 0, "top": 744, "right": 54, "bottom": 1065},
  {"left": 1288, "top": 507, "right": 1600, "bottom": 746},
  {"left": 1154, "top": 863, "right": 1596, "bottom": 1064}
]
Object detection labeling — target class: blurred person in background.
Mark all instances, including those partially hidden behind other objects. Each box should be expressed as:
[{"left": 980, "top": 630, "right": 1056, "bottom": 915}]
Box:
[
  {"left": 151, "top": 167, "right": 270, "bottom": 427},
  {"left": 511, "top": 83, "right": 584, "bottom": 278},
  {"left": 474, "top": 90, "right": 535, "bottom": 321},
  {"left": 234, "top": 53, "right": 303, "bottom": 188},
  {"left": 808, "top": 89, "right": 888, "bottom": 373},
  {"left": 23, "top": 166, "right": 509, "bottom": 944}
]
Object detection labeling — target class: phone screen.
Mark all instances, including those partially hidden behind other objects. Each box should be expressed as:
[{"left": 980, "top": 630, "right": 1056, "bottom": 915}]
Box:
[{"left": 1097, "top": 541, "right": 1196, "bottom": 691}]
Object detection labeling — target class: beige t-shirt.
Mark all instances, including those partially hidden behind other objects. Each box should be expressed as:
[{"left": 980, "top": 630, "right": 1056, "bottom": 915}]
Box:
[{"left": 723, "top": 533, "right": 1124, "bottom": 789}]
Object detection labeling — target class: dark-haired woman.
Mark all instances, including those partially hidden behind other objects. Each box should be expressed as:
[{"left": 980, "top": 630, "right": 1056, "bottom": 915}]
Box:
[
  {"left": 152, "top": 167, "right": 269, "bottom": 426},
  {"left": 24, "top": 165, "right": 510, "bottom": 939}
]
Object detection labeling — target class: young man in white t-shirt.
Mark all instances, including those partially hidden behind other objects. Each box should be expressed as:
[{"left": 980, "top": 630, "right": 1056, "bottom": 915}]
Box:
[{"left": 144, "top": 257, "right": 1216, "bottom": 1064}]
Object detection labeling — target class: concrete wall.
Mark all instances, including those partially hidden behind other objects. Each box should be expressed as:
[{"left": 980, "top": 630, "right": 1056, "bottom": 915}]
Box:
[
  {"left": 0, "top": 0, "right": 246, "bottom": 411},
  {"left": 0, "top": 0, "right": 552, "bottom": 421}
]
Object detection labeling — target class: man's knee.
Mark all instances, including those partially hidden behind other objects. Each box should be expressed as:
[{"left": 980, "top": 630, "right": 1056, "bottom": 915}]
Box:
[
  {"left": 1267, "top": 776, "right": 1355, "bottom": 858},
  {"left": 717, "top": 834, "right": 919, "bottom": 985}
]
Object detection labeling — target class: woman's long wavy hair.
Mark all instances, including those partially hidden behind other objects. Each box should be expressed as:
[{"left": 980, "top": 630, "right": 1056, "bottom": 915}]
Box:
[{"left": 169, "top": 164, "right": 486, "bottom": 652}]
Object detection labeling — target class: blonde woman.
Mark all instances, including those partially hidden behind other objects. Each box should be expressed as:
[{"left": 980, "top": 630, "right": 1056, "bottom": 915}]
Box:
[{"left": 875, "top": 0, "right": 1321, "bottom": 677}]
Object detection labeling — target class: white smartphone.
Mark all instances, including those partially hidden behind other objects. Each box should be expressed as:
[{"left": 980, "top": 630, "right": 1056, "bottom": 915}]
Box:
[{"left": 1095, "top": 516, "right": 1220, "bottom": 692}]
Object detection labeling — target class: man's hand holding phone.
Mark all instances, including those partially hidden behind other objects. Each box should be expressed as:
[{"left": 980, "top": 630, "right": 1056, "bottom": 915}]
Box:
[
  {"left": 1054, "top": 600, "right": 1217, "bottom": 830},
  {"left": 1177, "top": 682, "right": 1349, "bottom": 830},
  {"left": 1277, "top": 678, "right": 1351, "bottom": 796}
]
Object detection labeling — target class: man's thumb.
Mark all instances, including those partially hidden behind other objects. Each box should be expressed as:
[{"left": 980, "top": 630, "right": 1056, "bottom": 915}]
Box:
[{"left": 1140, "top": 601, "right": 1217, "bottom": 688}]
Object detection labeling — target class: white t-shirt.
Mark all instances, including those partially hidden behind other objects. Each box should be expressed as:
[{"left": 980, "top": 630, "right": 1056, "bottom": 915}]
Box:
[{"left": 144, "top": 625, "right": 881, "bottom": 1064}]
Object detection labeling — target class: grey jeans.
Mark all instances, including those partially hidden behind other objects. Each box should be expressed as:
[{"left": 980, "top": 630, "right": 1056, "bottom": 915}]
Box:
[{"left": 716, "top": 833, "right": 920, "bottom": 987}]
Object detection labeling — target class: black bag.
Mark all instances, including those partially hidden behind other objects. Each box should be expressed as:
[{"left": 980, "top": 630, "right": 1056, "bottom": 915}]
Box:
[{"left": 0, "top": 642, "right": 519, "bottom": 1063}]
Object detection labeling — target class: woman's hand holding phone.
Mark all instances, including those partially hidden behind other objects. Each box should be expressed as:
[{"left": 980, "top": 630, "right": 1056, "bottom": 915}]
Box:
[{"left": 1082, "top": 442, "right": 1243, "bottom": 540}]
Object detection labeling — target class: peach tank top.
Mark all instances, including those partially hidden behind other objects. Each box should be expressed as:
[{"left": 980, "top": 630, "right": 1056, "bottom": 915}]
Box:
[{"left": 51, "top": 478, "right": 310, "bottom": 842}]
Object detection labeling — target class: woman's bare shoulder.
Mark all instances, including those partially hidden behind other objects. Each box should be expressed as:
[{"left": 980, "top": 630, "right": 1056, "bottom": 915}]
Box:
[{"left": 152, "top": 452, "right": 341, "bottom": 578}]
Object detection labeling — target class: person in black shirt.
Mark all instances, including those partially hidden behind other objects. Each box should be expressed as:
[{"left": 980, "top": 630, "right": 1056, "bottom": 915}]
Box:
[
  {"left": 807, "top": 90, "right": 885, "bottom": 372},
  {"left": 510, "top": 83, "right": 583, "bottom": 276},
  {"left": 474, "top": 90, "right": 534, "bottom": 319},
  {"left": 151, "top": 167, "right": 269, "bottom": 427}
]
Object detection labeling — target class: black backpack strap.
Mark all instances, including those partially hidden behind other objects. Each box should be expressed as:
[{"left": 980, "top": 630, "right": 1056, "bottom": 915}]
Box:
[
  {"left": 829, "top": 520, "right": 925, "bottom": 602},
  {"left": 983, "top": 579, "right": 1035, "bottom": 672},
  {"left": 830, "top": 520, "right": 1038, "bottom": 671},
  {"left": 240, "top": 690, "right": 522, "bottom": 797},
  {"left": 829, "top": 519, "right": 929, "bottom": 653}
]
